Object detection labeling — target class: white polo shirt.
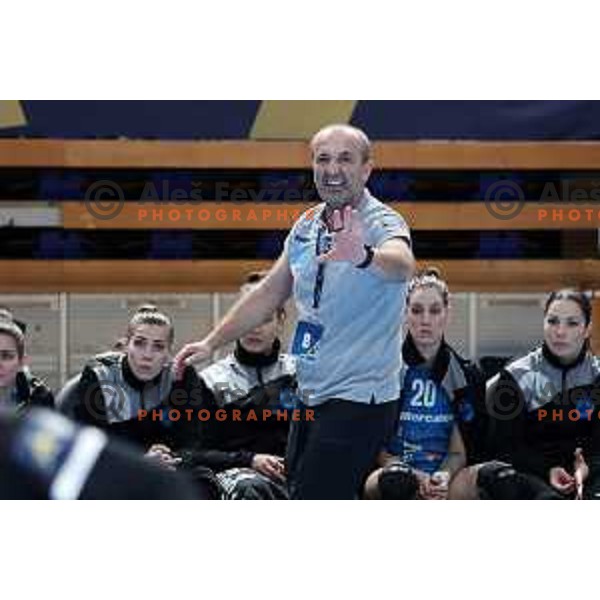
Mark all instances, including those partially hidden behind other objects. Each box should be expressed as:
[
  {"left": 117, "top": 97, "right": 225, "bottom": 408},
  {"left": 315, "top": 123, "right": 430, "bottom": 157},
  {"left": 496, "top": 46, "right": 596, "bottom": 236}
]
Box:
[{"left": 285, "top": 190, "right": 411, "bottom": 406}]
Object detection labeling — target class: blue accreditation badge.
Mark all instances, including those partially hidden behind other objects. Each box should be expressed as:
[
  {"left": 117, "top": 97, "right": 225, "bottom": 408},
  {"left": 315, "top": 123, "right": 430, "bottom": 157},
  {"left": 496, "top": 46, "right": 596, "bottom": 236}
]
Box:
[
  {"left": 291, "top": 321, "right": 324, "bottom": 361},
  {"left": 575, "top": 396, "right": 594, "bottom": 419},
  {"left": 458, "top": 397, "right": 475, "bottom": 422}
]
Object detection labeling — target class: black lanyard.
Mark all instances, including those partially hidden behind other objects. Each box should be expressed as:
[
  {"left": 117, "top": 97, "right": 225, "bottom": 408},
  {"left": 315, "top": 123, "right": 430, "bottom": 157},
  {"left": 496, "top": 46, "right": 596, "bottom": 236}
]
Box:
[
  {"left": 313, "top": 263, "right": 325, "bottom": 310},
  {"left": 313, "top": 226, "right": 328, "bottom": 310}
]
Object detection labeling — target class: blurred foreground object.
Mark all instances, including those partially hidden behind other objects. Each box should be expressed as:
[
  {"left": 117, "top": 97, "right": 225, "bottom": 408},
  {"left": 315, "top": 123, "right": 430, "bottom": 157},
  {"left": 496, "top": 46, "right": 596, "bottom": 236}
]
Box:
[{"left": 0, "top": 408, "right": 199, "bottom": 499}]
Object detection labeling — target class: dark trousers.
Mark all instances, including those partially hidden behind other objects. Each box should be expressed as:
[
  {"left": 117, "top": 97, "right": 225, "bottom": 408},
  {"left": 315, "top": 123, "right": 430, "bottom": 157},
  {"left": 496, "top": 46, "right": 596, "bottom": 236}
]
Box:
[{"left": 286, "top": 398, "right": 399, "bottom": 500}]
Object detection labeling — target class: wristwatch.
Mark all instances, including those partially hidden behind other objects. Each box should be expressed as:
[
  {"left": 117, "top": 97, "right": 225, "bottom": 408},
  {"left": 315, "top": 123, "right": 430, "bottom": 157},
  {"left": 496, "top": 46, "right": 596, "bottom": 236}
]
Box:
[{"left": 355, "top": 244, "right": 374, "bottom": 269}]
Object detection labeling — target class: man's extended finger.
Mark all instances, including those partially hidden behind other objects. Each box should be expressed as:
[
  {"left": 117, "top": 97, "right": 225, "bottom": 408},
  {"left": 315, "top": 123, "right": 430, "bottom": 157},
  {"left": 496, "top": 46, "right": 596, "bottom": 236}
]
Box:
[
  {"left": 344, "top": 205, "right": 353, "bottom": 232},
  {"left": 172, "top": 362, "right": 183, "bottom": 380},
  {"left": 184, "top": 351, "right": 205, "bottom": 367},
  {"left": 175, "top": 345, "right": 193, "bottom": 361},
  {"left": 173, "top": 350, "right": 193, "bottom": 378},
  {"left": 331, "top": 209, "right": 344, "bottom": 231}
]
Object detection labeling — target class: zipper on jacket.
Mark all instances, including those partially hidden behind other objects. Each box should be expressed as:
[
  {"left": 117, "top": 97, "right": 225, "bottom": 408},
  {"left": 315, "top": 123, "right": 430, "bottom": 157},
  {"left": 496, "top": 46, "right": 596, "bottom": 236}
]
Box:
[{"left": 256, "top": 366, "right": 264, "bottom": 387}]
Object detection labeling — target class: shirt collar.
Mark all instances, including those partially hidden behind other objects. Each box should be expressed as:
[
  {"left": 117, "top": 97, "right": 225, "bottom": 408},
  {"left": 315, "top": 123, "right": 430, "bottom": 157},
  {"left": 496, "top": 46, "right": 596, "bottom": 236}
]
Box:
[
  {"left": 541, "top": 341, "right": 589, "bottom": 372},
  {"left": 319, "top": 188, "right": 370, "bottom": 227},
  {"left": 234, "top": 339, "right": 281, "bottom": 368}
]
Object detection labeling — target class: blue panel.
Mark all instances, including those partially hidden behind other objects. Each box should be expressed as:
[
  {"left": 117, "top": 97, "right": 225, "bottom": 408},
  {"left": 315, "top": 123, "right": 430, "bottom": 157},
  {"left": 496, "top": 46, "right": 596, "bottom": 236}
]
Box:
[
  {"left": 0, "top": 100, "right": 261, "bottom": 139},
  {"left": 351, "top": 100, "right": 600, "bottom": 140},
  {"left": 2, "top": 100, "right": 600, "bottom": 140}
]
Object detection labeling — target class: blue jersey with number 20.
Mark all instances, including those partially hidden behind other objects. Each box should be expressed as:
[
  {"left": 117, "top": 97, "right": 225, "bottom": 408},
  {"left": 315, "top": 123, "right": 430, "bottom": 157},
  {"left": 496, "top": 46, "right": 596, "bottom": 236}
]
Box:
[{"left": 387, "top": 365, "right": 455, "bottom": 474}]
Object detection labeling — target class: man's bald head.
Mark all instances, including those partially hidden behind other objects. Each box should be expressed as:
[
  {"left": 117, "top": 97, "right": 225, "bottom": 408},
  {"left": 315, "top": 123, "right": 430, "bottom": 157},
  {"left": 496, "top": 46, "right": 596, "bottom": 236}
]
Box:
[{"left": 310, "top": 124, "right": 372, "bottom": 164}]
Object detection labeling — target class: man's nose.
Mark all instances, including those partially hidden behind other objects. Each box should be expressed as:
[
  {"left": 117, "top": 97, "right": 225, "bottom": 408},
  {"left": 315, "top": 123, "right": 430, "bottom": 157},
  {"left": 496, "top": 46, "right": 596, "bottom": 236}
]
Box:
[{"left": 324, "top": 162, "right": 341, "bottom": 177}]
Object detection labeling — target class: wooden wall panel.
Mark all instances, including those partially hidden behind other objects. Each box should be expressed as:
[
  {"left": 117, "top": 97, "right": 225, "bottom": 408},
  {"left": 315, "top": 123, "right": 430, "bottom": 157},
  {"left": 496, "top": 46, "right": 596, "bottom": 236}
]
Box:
[
  {"left": 1, "top": 260, "right": 599, "bottom": 293},
  {"left": 3, "top": 140, "right": 600, "bottom": 169}
]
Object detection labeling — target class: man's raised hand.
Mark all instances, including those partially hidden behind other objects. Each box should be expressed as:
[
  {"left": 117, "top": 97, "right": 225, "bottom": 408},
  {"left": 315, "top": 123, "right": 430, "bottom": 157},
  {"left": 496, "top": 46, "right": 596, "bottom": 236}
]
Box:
[{"left": 319, "top": 205, "right": 368, "bottom": 266}]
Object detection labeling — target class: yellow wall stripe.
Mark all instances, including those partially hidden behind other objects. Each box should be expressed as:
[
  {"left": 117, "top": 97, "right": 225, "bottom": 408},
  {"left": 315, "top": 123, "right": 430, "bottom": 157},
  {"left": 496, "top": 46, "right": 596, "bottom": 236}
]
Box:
[
  {"left": 0, "top": 101, "right": 26, "bottom": 129},
  {"left": 250, "top": 100, "right": 357, "bottom": 139}
]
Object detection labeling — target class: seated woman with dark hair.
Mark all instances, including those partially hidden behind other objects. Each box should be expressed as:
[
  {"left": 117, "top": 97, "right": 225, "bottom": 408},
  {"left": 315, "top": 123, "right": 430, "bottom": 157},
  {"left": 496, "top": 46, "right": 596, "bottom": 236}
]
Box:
[
  {"left": 191, "top": 271, "right": 298, "bottom": 500},
  {"left": 450, "top": 289, "right": 600, "bottom": 500}
]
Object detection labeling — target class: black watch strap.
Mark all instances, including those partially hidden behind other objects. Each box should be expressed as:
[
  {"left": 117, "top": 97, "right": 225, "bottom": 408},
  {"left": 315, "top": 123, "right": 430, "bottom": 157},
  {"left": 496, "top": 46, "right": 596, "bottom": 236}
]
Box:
[{"left": 355, "top": 244, "right": 374, "bottom": 269}]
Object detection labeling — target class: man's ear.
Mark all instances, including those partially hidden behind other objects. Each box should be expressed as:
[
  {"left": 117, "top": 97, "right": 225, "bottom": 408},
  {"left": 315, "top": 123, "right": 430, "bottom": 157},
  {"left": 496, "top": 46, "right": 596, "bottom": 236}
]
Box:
[
  {"left": 362, "top": 159, "right": 374, "bottom": 183},
  {"left": 21, "top": 354, "right": 31, "bottom": 368}
]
